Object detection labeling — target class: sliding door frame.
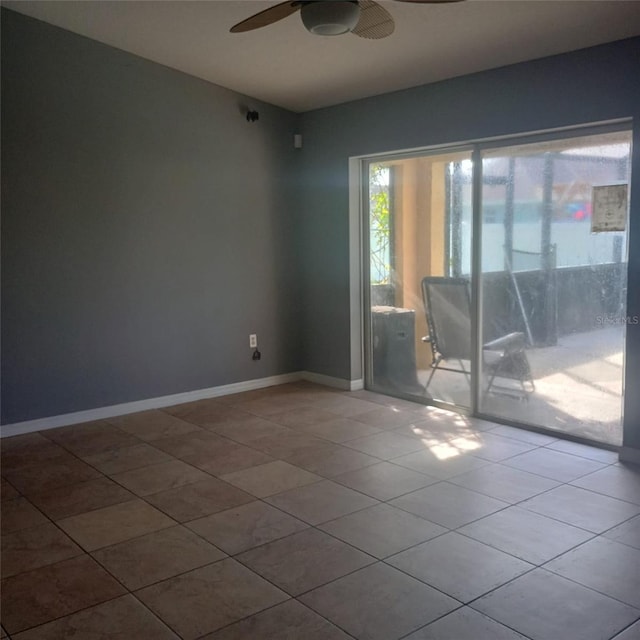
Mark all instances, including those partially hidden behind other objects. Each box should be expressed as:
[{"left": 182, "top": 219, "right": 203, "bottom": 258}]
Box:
[
  {"left": 360, "top": 145, "right": 475, "bottom": 415},
  {"left": 356, "top": 118, "right": 632, "bottom": 447}
]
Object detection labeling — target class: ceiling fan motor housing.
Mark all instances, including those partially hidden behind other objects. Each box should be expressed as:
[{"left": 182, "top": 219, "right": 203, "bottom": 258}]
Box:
[{"left": 301, "top": 1, "right": 361, "bottom": 36}]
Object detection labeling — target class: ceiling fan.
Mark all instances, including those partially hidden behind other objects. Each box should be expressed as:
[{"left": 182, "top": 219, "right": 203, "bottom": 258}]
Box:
[{"left": 230, "top": 0, "right": 464, "bottom": 40}]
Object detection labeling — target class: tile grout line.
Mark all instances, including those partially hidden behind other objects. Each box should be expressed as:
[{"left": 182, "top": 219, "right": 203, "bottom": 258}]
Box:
[{"left": 2, "top": 383, "right": 637, "bottom": 640}]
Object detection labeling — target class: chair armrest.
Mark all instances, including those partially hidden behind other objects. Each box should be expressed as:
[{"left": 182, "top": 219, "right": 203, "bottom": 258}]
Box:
[{"left": 483, "top": 332, "right": 525, "bottom": 352}]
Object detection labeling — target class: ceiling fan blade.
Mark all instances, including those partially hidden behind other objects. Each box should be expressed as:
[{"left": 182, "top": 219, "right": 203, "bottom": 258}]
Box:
[
  {"left": 230, "top": 1, "right": 301, "bottom": 33},
  {"left": 392, "top": 0, "right": 464, "bottom": 3},
  {"left": 352, "top": 0, "right": 395, "bottom": 40}
]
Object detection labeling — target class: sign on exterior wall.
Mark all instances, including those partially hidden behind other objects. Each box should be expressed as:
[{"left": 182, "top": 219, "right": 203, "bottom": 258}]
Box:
[{"left": 591, "top": 184, "right": 628, "bottom": 233}]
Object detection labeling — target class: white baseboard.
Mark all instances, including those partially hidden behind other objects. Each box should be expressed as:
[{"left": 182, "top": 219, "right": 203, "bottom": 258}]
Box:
[
  {"left": 619, "top": 446, "right": 640, "bottom": 465},
  {"left": 0, "top": 371, "right": 364, "bottom": 438},
  {"left": 0, "top": 372, "right": 301, "bottom": 438},
  {"left": 300, "top": 371, "right": 364, "bottom": 391}
]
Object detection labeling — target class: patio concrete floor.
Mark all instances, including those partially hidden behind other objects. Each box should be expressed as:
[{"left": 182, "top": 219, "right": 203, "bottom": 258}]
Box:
[{"left": 414, "top": 327, "right": 624, "bottom": 446}]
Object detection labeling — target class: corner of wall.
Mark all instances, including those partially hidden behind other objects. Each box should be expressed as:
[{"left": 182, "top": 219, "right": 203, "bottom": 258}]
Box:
[{"left": 619, "top": 446, "right": 640, "bottom": 466}]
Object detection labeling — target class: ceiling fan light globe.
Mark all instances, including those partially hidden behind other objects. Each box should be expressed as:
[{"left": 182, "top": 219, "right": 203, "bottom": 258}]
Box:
[{"left": 301, "top": 1, "right": 361, "bottom": 36}]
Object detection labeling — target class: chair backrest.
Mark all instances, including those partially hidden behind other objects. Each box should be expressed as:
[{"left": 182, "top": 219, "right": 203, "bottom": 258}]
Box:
[{"left": 421, "top": 277, "right": 472, "bottom": 360}]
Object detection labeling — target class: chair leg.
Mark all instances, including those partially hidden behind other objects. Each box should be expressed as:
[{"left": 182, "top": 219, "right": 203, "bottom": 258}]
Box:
[
  {"left": 514, "top": 354, "right": 535, "bottom": 395},
  {"left": 458, "top": 360, "right": 471, "bottom": 387},
  {"left": 485, "top": 368, "right": 499, "bottom": 396},
  {"left": 425, "top": 362, "right": 439, "bottom": 390},
  {"left": 488, "top": 352, "right": 535, "bottom": 400}
]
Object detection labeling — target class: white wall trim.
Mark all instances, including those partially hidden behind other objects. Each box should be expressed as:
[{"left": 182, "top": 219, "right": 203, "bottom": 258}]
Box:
[
  {"left": 348, "top": 156, "right": 364, "bottom": 383},
  {"left": 0, "top": 372, "right": 301, "bottom": 438},
  {"left": 619, "top": 446, "right": 640, "bottom": 466},
  {"left": 300, "top": 370, "right": 363, "bottom": 391},
  {"left": 0, "top": 371, "right": 365, "bottom": 438}
]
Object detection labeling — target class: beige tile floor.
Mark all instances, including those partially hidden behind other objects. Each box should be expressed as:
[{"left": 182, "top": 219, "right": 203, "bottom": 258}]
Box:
[{"left": 1, "top": 381, "right": 639, "bottom": 639}]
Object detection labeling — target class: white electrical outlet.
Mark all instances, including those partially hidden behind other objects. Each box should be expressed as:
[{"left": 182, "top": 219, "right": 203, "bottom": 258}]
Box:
[{"left": 249, "top": 334, "right": 257, "bottom": 348}]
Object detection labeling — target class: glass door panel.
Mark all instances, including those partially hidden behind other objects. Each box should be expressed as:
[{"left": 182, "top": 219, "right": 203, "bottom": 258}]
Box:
[
  {"left": 478, "top": 130, "right": 631, "bottom": 445},
  {"left": 367, "top": 151, "right": 474, "bottom": 407}
]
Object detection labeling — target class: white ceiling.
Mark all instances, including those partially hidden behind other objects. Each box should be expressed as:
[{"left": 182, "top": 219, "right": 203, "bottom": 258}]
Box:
[{"left": 4, "top": 0, "right": 640, "bottom": 112}]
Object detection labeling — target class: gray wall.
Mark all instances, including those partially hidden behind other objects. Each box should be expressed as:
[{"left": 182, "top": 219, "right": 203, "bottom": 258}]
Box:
[
  {"left": 297, "top": 37, "right": 640, "bottom": 449},
  {"left": 1, "top": 9, "right": 302, "bottom": 424},
  {"left": 3, "top": 8, "right": 640, "bottom": 452}
]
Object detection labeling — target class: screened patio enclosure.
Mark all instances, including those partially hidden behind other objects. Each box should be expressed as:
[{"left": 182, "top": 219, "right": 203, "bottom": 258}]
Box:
[{"left": 365, "top": 128, "right": 631, "bottom": 446}]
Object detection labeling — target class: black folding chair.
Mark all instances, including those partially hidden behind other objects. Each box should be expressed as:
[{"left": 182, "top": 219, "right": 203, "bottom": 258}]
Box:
[{"left": 421, "top": 276, "right": 535, "bottom": 398}]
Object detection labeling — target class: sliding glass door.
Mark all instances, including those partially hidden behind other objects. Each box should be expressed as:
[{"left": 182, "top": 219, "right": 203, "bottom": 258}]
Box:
[
  {"left": 477, "top": 130, "right": 631, "bottom": 445},
  {"left": 364, "top": 126, "right": 631, "bottom": 445},
  {"left": 366, "top": 149, "right": 474, "bottom": 408}
]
